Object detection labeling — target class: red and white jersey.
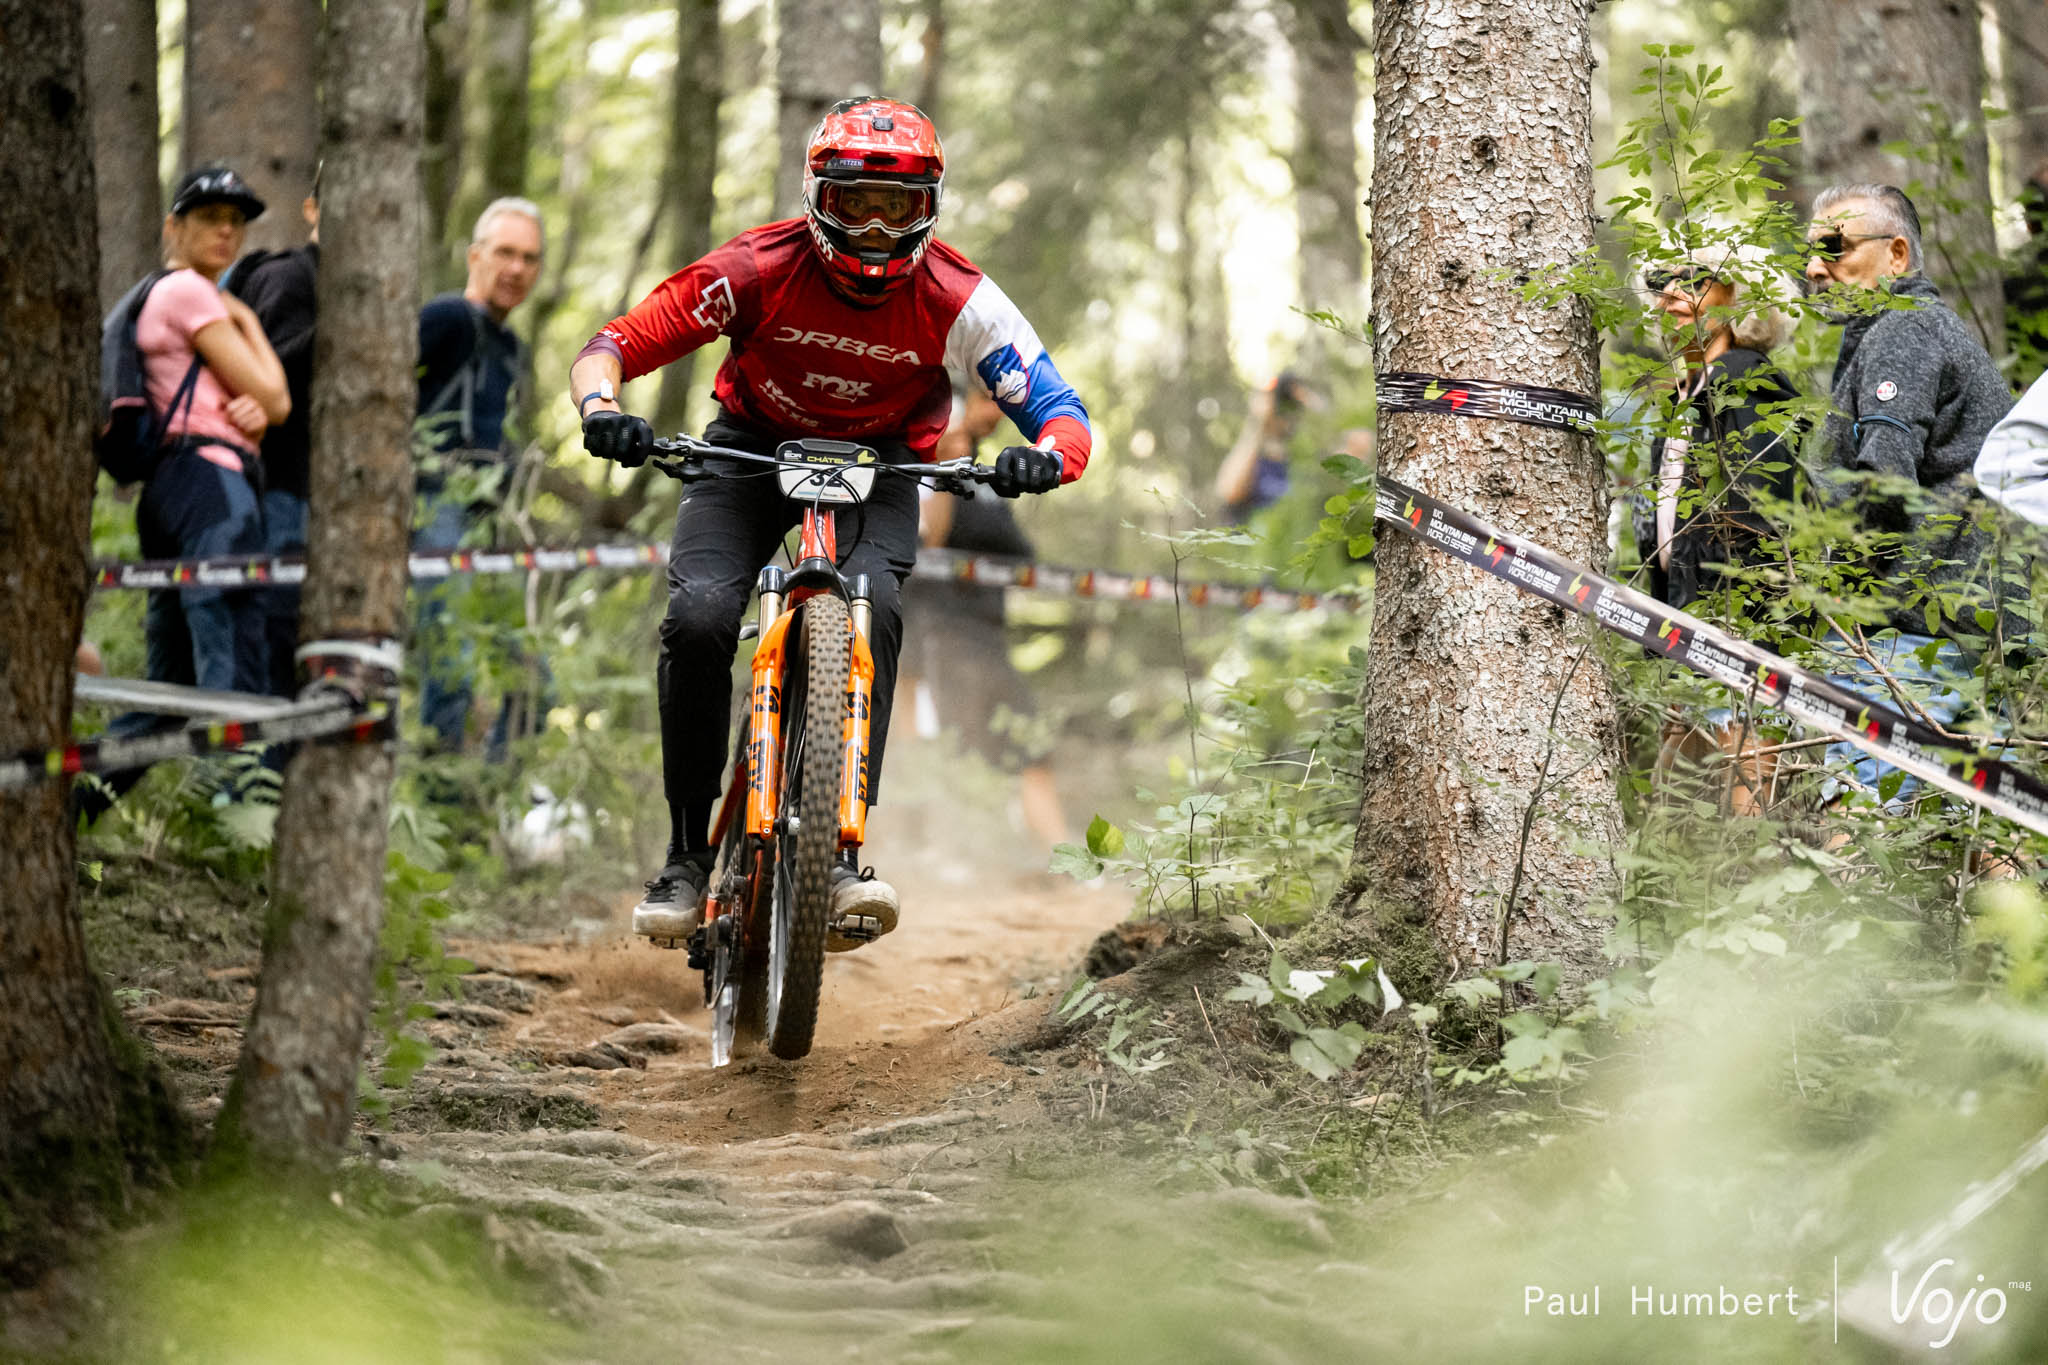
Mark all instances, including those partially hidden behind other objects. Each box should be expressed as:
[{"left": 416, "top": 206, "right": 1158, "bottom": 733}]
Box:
[{"left": 582, "top": 219, "right": 1092, "bottom": 478}]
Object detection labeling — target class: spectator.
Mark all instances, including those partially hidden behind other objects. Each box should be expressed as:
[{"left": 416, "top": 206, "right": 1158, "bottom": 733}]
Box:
[
  {"left": 2005, "top": 162, "right": 2048, "bottom": 389},
  {"left": 229, "top": 167, "right": 321, "bottom": 702},
  {"left": 1633, "top": 244, "right": 1803, "bottom": 814},
  {"left": 414, "top": 196, "right": 543, "bottom": 756},
  {"left": 1802, "top": 183, "right": 2017, "bottom": 804},
  {"left": 1974, "top": 367, "right": 2048, "bottom": 525},
  {"left": 85, "top": 165, "right": 290, "bottom": 816},
  {"left": 907, "top": 389, "right": 1071, "bottom": 853},
  {"left": 1213, "top": 371, "right": 1323, "bottom": 522}
]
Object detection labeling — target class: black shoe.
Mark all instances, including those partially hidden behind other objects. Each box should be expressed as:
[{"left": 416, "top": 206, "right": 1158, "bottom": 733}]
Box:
[{"left": 635, "top": 855, "right": 711, "bottom": 943}]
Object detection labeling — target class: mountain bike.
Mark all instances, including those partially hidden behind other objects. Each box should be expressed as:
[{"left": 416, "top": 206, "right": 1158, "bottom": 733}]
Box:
[{"left": 649, "top": 434, "right": 997, "bottom": 1065}]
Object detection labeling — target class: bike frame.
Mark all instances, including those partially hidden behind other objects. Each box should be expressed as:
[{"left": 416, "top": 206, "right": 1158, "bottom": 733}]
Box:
[
  {"left": 652, "top": 436, "right": 993, "bottom": 977},
  {"left": 703, "top": 503, "right": 876, "bottom": 932}
]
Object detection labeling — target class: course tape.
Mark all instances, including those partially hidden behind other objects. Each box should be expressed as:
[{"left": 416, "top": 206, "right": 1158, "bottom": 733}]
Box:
[
  {"left": 0, "top": 699, "right": 392, "bottom": 794},
  {"left": 91, "top": 546, "right": 1367, "bottom": 616},
  {"left": 1376, "top": 372, "right": 1601, "bottom": 434},
  {"left": 1374, "top": 476, "right": 2048, "bottom": 838}
]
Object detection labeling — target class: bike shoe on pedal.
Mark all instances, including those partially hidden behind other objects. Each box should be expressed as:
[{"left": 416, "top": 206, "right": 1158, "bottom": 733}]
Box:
[
  {"left": 635, "top": 852, "right": 713, "bottom": 944},
  {"left": 827, "top": 854, "right": 899, "bottom": 952}
]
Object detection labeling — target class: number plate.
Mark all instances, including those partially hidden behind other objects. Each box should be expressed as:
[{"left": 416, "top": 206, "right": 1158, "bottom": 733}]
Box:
[{"left": 776, "top": 439, "right": 880, "bottom": 505}]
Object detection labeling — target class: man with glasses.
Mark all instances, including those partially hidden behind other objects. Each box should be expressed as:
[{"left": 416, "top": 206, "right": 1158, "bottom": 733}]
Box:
[{"left": 1802, "top": 183, "right": 2016, "bottom": 805}]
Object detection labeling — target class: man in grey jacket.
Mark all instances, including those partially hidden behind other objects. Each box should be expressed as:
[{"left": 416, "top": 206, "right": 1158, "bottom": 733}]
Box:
[{"left": 1803, "top": 183, "right": 2016, "bottom": 802}]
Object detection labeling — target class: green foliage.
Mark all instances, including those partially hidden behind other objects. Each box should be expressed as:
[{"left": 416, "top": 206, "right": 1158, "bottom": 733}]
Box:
[
  {"left": 363, "top": 850, "right": 471, "bottom": 1110},
  {"left": 1221, "top": 951, "right": 1396, "bottom": 1081},
  {"left": 1058, "top": 977, "right": 1174, "bottom": 1077}
]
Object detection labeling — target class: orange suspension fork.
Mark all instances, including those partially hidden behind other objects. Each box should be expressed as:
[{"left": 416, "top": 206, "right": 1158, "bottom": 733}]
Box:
[
  {"left": 745, "top": 567, "right": 793, "bottom": 838},
  {"left": 840, "top": 592, "right": 874, "bottom": 847}
]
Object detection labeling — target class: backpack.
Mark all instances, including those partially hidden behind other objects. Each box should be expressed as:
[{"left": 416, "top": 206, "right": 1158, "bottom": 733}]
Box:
[
  {"left": 218, "top": 248, "right": 279, "bottom": 300},
  {"left": 95, "top": 271, "right": 202, "bottom": 486}
]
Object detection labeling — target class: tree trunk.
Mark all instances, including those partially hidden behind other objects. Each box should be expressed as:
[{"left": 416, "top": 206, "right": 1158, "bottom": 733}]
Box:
[
  {"left": 915, "top": 0, "right": 944, "bottom": 117},
  {"left": 0, "top": 0, "right": 188, "bottom": 1279},
  {"left": 424, "top": 0, "right": 470, "bottom": 290},
  {"left": 1997, "top": 0, "right": 2048, "bottom": 190},
  {"left": 1789, "top": 0, "right": 2005, "bottom": 352},
  {"left": 654, "top": 0, "right": 725, "bottom": 438},
  {"left": 83, "top": 0, "right": 161, "bottom": 311},
  {"left": 1286, "top": 0, "right": 1365, "bottom": 369},
  {"left": 1334, "top": 0, "right": 1620, "bottom": 994},
  {"left": 182, "top": 0, "right": 321, "bottom": 255},
  {"left": 773, "top": 0, "right": 881, "bottom": 219},
  {"left": 454, "top": 0, "right": 531, "bottom": 240},
  {"left": 211, "top": 0, "right": 420, "bottom": 1175}
]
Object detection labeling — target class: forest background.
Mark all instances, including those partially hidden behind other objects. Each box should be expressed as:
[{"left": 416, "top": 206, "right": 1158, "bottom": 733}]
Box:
[{"left": 16, "top": 0, "right": 2048, "bottom": 1357}]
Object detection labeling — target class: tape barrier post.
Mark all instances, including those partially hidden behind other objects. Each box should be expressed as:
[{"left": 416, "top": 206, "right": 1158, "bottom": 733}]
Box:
[
  {"left": 1374, "top": 475, "right": 2048, "bottom": 838},
  {"left": 0, "top": 638, "right": 404, "bottom": 794},
  {"left": 92, "top": 546, "right": 1368, "bottom": 616}
]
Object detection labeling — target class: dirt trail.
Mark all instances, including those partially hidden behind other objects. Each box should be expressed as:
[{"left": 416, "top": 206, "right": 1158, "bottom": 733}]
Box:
[{"left": 125, "top": 851, "right": 1130, "bottom": 1357}]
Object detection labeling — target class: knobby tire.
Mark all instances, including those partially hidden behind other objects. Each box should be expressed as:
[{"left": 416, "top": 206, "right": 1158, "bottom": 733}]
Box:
[
  {"left": 708, "top": 721, "right": 768, "bottom": 1058},
  {"left": 765, "top": 592, "right": 849, "bottom": 1060}
]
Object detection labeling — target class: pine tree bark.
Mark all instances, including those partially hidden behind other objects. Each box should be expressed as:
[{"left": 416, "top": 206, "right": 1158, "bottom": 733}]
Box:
[
  {"left": 1997, "top": 0, "right": 2048, "bottom": 188},
  {"left": 773, "top": 0, "right": 881, "bottom": 218},
  {"left": 1333, "top": 0, "right": 1620, "bottom": 992},
  {"left": 654, "top": 0, "right": 725, "bottom": 437},
  {"left": 83, "top": 0, "right": 161, "bottom": 311},
  {"left": 1286, "top": 0, "right": 1365, "bottom": 368},
  {"left": 182, "top": 0, "right": 321, "bottom": 255},
  {"left": 211, "top": 0, "right": 420, "bottom": 1175},
  {"left": 1789, "top": 0, "right": 2005, "bottom": 351},
  {"left": 424, "top": 0, "right": 470, "bottom": 290},
  {"left": 453, "top": 0, "right": 531, "bottom": 240},
  {"left": 915, "top": 0, "right": 945, "bottom": 117},
  {"left": 0, "top": 0, "right": 188, "bottom": 1278}
]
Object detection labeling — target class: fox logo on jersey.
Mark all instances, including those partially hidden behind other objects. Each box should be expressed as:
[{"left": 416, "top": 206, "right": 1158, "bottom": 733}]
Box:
[{"left": 803, "top": 372, "right": 872, "bottom": 401}]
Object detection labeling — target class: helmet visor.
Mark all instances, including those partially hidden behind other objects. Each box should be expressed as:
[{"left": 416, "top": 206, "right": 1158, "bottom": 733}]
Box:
[{"left": 815, "top": 180, "right": 935, "bottom": 238}]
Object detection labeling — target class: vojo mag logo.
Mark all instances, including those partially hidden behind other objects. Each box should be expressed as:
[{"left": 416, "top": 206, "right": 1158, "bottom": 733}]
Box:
[{"left": 1887, "top": 1256, "right": 2020, "bottom": 1350}]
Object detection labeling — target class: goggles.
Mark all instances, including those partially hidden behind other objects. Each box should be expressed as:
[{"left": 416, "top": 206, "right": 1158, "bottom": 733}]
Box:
[{"left": 815, "top": 180, "right": 935, "bottom": 238}]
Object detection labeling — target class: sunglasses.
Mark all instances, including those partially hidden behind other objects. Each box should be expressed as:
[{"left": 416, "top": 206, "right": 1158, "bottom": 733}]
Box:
[
  {"left": 1644, "top": 263, "right": 1719, "bottom": 294},
  {"left": 1806, "top": 231, "right": 1889, "bottom": 262}
]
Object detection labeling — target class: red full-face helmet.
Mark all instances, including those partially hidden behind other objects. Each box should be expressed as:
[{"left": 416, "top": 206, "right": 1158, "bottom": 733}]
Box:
[{"left": 802, "top": 96, "right": 945, "bottom": 296}]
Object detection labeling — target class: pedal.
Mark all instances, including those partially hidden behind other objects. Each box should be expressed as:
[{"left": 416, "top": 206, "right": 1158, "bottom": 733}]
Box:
[
  {"left": 832, "top": 914, "right": 882, "bottom": 943},
  {"left": 686, "top": 924, "right": 711, "bottom": 971},
  {"left": 649, "top": 935, "right": 685, "bottom": 951}
]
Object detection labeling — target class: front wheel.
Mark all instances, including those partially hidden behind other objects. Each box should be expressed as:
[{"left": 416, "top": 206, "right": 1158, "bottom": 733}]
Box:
[{"left": 764, "top": 592, "right": 849, "bottom": 1060}]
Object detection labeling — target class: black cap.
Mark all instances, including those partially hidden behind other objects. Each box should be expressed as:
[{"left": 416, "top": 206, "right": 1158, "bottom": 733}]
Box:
[{"left": 169, "top": 164, "right": 266, "bottom": 222}]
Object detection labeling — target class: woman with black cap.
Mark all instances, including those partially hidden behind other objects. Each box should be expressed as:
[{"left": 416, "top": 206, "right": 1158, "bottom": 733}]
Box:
[
  {"left": 83, "top": 166, "right": 293, "bottom": 823},
  {"left": 128, "top": 163, "right": 291, "bottom": 706}
]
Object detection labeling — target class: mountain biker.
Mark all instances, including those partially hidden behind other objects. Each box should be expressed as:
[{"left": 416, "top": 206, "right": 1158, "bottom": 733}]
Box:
[{"left": 569, "top": 95, "right": 1092, "bottom": 950}]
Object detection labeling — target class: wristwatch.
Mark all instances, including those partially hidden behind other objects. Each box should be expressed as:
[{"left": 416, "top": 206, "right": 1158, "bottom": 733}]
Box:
[{"left": 577, "top": 380, "right": 616, "bottom": 418}]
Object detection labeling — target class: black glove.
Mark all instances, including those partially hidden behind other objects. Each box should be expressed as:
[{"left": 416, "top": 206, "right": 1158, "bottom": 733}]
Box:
[
  {"left": 583, "top": 410, "right": 653, "bottom": 467},
  {"left": 990, "top": 445, "right": 1063, "bottom": 499}
]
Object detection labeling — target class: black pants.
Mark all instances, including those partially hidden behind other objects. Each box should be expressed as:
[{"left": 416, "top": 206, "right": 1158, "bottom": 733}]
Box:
[{"left": 658, "top": 416, "right": 921, "bottom": 853}]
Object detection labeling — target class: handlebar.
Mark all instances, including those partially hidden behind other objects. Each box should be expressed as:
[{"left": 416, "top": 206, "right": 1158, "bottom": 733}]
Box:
[{"left": 648, "top": 433, "right": 999, "bottom": 498}]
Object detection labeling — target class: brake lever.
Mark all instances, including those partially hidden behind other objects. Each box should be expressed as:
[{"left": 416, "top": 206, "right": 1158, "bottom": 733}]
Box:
[{"left": 650, "top": 454, "right": 707, "bottom": 483}]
